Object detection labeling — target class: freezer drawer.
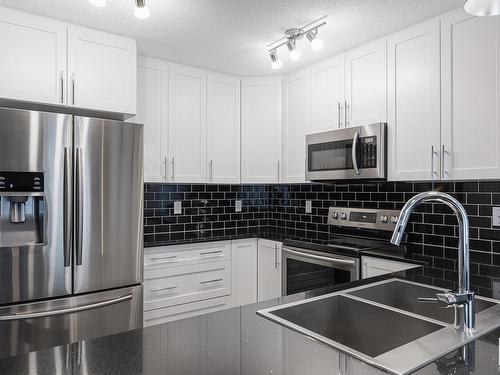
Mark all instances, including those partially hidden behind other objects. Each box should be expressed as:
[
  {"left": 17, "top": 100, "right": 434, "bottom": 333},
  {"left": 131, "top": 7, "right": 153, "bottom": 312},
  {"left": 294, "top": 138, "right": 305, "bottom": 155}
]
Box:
[{"left": 0, "top": 285, "right": 142, "bottom": 360}]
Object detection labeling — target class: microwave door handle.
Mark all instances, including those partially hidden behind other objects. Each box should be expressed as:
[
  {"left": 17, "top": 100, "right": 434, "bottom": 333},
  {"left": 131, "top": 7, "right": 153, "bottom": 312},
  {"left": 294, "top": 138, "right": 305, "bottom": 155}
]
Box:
[{"left": 352, "top": 131, "right": 360, "bottom": 175}]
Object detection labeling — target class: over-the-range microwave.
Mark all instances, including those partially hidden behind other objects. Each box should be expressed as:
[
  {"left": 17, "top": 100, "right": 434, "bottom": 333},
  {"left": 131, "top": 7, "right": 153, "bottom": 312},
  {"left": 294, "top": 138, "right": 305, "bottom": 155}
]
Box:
[{"left": 305, "top": 123, "right": 387, "bottom": 181}]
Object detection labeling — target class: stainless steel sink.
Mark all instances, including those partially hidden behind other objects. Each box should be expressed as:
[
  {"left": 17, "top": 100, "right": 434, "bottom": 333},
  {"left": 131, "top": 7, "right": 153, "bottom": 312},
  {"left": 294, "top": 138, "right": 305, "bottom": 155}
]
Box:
[
  {"left": 267, "top": 294, "right": 444, "bottom": 358},
  {"left": 347, "top": 279, "right": 496, "bottom": 324}
]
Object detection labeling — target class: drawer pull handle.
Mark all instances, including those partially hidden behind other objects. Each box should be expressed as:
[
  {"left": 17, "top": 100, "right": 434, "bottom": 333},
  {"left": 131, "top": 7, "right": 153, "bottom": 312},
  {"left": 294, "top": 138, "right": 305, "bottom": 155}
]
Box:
[
  {"left": 150, "top": 255, "right": 178, "bottom": 261},
  {"left": 199, "top": 250, "right": 223, "bottom": 256},
  {"left": 151, "top": 286, "right": 177, "bottom": 293},
  {"left": 200, "top": 278, "right": 223, "bottom": 285}
]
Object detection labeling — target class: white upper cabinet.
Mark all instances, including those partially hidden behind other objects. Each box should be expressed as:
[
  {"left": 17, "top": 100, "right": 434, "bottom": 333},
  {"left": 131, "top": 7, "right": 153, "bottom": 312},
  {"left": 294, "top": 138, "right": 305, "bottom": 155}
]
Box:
[
  {"left": 0, "top": 7, "right": 67, "bottom": 106},
  {"left": 283, "top": 68, "right": 311, "bottom": 183},
  {"left": 67, "top": 25, "right": 137, "bottom": 115},
  {"left": 387, "top": 19, "right": 441, "bottom": 181},
  {"left": 311, "top": 54, "right": 346, "bottom": 131},
  {"left": 207, "top": 73, "right": 241, "bottom": 183},
  {"left": 241, "top": 77, "right": 283, "bottom": 183},
  {"left": 441, "top": 10, "right": 500, "bottom": 180},
  {"left": 345, "top": 39, "right": 387, "bottom": 127},
  {"left": 134, "top": 57, "right": 168, "bottom": 182},
  {"left": 168, "top": 64, "right": 207, "bottom": 183}
]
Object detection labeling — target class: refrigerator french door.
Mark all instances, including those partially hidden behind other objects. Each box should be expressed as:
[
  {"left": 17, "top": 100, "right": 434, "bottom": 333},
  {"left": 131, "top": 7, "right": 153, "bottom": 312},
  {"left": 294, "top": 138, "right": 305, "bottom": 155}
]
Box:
[{"left": 0, "top": 108, "right": 143, "bottom": 359}]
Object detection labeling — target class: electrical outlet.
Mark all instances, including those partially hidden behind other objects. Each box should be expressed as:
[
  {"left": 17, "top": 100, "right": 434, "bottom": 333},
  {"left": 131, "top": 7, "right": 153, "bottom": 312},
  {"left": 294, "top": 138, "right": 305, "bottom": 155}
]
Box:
[
  {"left": 493, "top": 207, "right": 500, "bottom": 227},
  {"left": 174, "top": 201, "right": 182, "bottom": 215},
  {"left": 235, "top": 200, "right": 242, "bottom": 212},
  {"left": 305, "top": 200, "right": 312, "bottom": 214}
]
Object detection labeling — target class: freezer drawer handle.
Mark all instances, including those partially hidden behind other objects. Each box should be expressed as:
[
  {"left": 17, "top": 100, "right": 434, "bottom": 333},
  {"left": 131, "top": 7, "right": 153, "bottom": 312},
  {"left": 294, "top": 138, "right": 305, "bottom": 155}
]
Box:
[{"left": 0, "top": 294, "right": 133, "bottom": 321}]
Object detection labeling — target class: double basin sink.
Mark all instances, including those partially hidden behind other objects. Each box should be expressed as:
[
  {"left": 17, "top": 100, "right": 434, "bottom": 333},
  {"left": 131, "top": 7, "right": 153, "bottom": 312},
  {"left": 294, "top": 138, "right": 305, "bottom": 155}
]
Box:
[{"left": 257, "top": 279, "right": 500, "bottom": 374}]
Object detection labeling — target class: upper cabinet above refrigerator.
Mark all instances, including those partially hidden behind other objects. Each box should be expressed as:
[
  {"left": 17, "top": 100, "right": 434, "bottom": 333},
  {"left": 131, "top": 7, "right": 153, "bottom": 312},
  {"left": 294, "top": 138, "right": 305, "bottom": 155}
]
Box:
[{"left": 0, "top": 6, "right": 137, "bottom": 120}]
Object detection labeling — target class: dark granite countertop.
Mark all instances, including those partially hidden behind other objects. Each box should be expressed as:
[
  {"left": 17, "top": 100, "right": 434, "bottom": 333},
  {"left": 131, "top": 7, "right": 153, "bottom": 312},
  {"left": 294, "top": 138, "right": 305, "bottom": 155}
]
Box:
[{"left": 1, "top": 268, "right": 499, "bottom": 375}]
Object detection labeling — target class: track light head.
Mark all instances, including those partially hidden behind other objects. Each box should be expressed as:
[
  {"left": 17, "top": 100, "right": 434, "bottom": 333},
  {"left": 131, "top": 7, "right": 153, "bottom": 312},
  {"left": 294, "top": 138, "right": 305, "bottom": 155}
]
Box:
[
  {"left": 135, "top": 0, "right": 150, "bottom": 19},
  {"left": 89, "top": 0, "right": 106, "bottom": 7},
  {"left": 269, "top": 50, "right": 282, "bottom": 70},
  {"left": 287, "top": 40, "right": 301, "bottom": 61},
  {"left": 464, "top": 0, "right": 500, "bottom": 16},
  {"left": 306, "top": 30, "right": 324, "bottom": 52}
]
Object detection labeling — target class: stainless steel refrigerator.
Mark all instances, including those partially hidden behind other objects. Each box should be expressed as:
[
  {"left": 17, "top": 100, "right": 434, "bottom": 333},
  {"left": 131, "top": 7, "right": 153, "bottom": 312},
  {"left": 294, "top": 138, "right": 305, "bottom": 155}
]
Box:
[{"left": 0, "top": 108, "right": 144, "bottom": 359}]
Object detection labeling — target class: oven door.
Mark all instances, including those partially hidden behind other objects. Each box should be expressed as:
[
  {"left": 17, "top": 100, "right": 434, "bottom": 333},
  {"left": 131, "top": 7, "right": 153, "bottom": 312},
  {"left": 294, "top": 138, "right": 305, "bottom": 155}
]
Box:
[
  {"left": 282, "top": 246, "right": 359, "bottom": 296},
  {"left": 305, "top": 123, "right": 386, "bottom": 181}
]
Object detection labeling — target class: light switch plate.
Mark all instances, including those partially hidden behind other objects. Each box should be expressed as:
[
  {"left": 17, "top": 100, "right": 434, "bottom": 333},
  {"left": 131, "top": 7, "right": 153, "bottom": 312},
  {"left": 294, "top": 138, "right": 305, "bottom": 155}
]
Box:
[
  {"left": 305, "top": 200, "right": 312, "bottom": 214},
  {"left": 174, "top": 201, "right": 182, "bottom": 215},
  {"left": 235, "top": 200, "right": 242, "bottom": 212},
  {"left": 493, "top": 207, "right": 500, "bottom": 227}
]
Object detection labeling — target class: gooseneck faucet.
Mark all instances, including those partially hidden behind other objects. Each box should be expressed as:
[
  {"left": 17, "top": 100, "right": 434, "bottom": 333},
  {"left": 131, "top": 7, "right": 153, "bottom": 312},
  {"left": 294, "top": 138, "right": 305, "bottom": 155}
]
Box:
[{"left": 390, "top": 191, "right": 476, "bottom": 333}]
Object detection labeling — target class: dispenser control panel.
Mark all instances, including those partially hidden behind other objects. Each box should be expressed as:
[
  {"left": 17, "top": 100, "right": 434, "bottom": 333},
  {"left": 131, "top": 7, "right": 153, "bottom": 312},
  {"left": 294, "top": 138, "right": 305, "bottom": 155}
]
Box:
[{"left": 0, "top": 172, "right": 44, "bottom": 192}]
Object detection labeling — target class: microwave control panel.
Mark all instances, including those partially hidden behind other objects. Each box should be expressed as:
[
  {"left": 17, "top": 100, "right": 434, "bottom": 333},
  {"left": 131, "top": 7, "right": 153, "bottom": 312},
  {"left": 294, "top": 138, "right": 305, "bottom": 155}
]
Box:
[{"left": 359, "top": 136, "right": 377, "bottom": 169}]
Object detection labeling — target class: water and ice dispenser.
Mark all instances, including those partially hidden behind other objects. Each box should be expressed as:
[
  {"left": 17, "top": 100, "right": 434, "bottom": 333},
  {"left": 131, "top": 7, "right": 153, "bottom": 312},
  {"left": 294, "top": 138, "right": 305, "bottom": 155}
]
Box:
[{"left": 0, "top": 172, "right": 44, "bottom": 247}]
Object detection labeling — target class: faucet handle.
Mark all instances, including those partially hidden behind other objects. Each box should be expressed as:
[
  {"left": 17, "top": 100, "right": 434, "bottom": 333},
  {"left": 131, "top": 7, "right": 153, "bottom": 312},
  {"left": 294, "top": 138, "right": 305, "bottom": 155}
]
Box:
[{"left": 418, "top": 292, "right": 458, "bottom": 308}]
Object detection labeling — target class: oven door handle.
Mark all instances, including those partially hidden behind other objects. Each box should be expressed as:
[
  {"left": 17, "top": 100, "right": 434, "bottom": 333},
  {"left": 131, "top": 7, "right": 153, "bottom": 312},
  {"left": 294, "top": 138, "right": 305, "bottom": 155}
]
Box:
[
  {"left": 284, "top": 248, "right": 356, "bottom": 266},
  {"left": 352, "top": 131, "right": 360, "bottom": 175}
]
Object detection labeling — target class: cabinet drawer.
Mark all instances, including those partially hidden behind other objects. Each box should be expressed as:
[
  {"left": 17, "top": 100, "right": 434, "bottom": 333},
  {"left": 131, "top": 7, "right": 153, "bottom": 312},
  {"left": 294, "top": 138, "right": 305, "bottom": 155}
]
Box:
[
  {"left": 144, "top": 261, "right": 231, "bottom": 310},
  {"left": 145, "top": 241, "right": 230, "bottom": 270},
  {"left": 143, "top": 296, "right": 232, "bottom": 327}
]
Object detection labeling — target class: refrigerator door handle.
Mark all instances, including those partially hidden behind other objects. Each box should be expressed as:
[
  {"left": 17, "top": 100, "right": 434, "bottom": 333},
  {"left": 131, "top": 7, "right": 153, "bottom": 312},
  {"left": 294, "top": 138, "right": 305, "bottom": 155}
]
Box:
[
  {"left": 63, "top": 147, "right": 72, "bottom": 267},
  {"left": 75, "top": 147, "right": 83, "bottom": 266},
  {"left": 0, "top": 294, "right": 133, "bottom": 321}
]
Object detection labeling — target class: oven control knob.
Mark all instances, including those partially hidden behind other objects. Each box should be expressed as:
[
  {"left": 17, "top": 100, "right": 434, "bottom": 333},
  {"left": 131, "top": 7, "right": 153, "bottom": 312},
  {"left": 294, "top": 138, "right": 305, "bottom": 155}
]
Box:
[
  {"left": 332, "top": 212, "right": 338, "bottom": 219},
  {"left": 380, "top": 215, "right": 388, "bottom": 223},
  {"left": 340, "top": 213, "right": 347, "bottom": 220},
  {"left": 391, "top": 216, "right": 399, "bottom": 224}
]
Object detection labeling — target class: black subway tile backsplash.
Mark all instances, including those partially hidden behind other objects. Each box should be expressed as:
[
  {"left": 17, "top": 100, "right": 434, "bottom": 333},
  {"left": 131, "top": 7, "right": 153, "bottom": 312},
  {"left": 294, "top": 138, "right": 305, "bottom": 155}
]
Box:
[{"left": 144, "top": 180, "right": 500, "bottom": 298}]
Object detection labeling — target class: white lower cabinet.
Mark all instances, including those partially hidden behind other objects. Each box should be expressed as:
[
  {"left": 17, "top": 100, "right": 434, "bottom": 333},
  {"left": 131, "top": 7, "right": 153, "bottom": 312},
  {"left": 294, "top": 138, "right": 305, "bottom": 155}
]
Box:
[
  {"left": 361, "top": 256, "right": 419, "bottom": 279},
  {"left": 257, "top": 239, "right": 282, "bottom": 301},
  {"left": 231, "top": 239, "right": 258, "bottom": 307}
]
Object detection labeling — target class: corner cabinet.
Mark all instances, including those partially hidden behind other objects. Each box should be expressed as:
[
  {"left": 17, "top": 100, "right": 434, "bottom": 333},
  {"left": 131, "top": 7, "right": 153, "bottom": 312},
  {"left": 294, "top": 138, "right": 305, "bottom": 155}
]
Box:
[
  {"left": 207, "top": 73, "right": 241, "bottom": 183},
  {"left": 241, "top": 77, "right": 283, "bottom": 183},
  {"left": 168, "top": 64, "right": 207, "bottom": 183},
  {"left": 0, "top": 7, "right": 67, "bottom": 106},
  {"left": 257, "top": 239, "right": 282, "bottom": 301},
  {"left": 387, "top": 19, "right": 441, "bottom": 181},
  {"left": 441, "top": 9, "right": 500, "bottom": 180},
  {"left": 67, "top": 25, "right": 137, "bottom": 115}
]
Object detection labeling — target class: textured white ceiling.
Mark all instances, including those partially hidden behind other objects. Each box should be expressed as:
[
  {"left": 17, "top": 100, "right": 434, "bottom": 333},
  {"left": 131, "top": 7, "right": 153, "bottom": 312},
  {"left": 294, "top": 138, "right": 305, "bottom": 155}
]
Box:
[{"left": 0, "top": 0, "right": 464, "bottom": 76}]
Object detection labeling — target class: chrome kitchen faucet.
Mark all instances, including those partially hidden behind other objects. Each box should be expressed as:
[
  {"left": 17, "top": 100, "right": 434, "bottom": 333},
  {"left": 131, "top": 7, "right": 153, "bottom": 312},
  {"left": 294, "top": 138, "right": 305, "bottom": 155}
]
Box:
[{"left": 390, "top": 191, "right": 476, "bottom": 333}]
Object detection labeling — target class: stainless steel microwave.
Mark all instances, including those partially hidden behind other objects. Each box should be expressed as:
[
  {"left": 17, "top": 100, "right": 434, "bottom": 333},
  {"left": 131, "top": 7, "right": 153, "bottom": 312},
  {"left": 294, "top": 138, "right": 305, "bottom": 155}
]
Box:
[{"left": 305, "top": 123, "right": 387, "bottom": 181}]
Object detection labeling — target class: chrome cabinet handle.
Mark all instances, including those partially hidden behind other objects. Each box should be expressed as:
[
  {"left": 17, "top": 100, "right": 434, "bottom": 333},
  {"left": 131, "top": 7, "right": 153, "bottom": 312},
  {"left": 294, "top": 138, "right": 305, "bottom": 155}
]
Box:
[
  {"left": 60, "top": 71, "right": 64, "bottom": 103},
  {"left": 284, "top": 248, "right": 356, "bottom": 266},
  {"left": 209, "top": 160, "right": 213, "bottom": 182},
  {"left": 200, "top": 278, "right": 223, "bottom": 285},
  {"left": 0, "top": 294, "right": 133, "bottom": 321},
  {"left": 277, "top": 160, "right": 280, "bottom": 182},
  {"left": 150, "top": 255, "right": 177, "bottom": 261},
  {"left": 431, "top": 145, "right": 439, "bottom": 179},
  {"left": 71, "top": 73, "right": 75, "bottom": 105},
  {"left": 63, "top": 147, "right": 72, "bottom": 267},
  {"left": 442, "top": 145, "right": 450, "bottom": 178},
  {"left": 164, "top": 157, "right": 168, "bottom": 181},
  {"left": 75, "top": 148, "right": 83, "bottom": 266},
  {"left": 200, "top": 250, "right": 223, "bottom": 256},
  {"left": 274, "top": 244, "right": 279, "bottom": 269},
  {"left": 170, "top": 157, "right": 175, "bottom": 181},
  {"left": 338, "top": 102, "right": 342, "bottom": 128},
  {"left": 352, "top": 131, "right": 360, "bottom": 175},
  {"left": 344, "top": 100, "right": 349, "bottom": 127},
  {"left": 151, "top": 286, "right": 177, "bottom": 293}
]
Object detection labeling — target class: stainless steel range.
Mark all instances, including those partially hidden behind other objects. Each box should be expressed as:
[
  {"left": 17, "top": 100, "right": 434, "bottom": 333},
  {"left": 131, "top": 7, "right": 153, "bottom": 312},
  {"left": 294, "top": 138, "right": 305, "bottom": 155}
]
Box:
[
  {"left": 282, "top": 207, "right": 400, "bottom": 296},
  {"left": 0, "top": 108, "right": 144, "bottom": 358}
]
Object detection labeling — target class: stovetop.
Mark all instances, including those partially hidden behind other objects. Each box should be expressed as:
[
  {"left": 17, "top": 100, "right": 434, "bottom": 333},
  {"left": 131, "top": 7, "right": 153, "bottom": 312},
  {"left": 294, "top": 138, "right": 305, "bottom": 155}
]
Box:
[{"left": 327, "top": 235, "right": 391, "bottom": 253}]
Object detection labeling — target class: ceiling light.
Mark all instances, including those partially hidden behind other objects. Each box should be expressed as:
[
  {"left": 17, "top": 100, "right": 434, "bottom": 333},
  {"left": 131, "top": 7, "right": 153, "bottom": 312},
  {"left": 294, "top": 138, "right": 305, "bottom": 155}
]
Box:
[
  {"left": 89, "top": 0, "right": 106, "bottom": 7},
  {"left": 287, "top": 40, "right": 301, "bottom": 61},
  {"left": 464, "top": 0, "right": 500, "bottom": 16},
  {"left": 269, "top": 50, "right": 282, "bottom": 70},
  {"left": 135, "top": 0, "right": 150, "bottom": 19},
  {"left": 306, "top": 30, "right": 324, "bottom": 52}
]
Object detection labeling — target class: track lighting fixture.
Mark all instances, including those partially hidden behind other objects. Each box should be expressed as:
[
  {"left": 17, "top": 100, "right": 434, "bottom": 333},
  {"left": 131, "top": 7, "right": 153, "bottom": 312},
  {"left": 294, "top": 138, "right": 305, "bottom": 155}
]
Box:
[
  {"left": 135, "top": 0, "right": 150, "bottom": 19},
  {"left": 267, "top": 16, "right": 327, "bottom": 70},
  {"left": 89, "top": 0, "right": 106, "bottom": 7},
  {"left": 269, "top": 50, "right": 283, "bottom": 70},
  {"left": 464, "top": 0, "right": 500, "bottom": 16}
]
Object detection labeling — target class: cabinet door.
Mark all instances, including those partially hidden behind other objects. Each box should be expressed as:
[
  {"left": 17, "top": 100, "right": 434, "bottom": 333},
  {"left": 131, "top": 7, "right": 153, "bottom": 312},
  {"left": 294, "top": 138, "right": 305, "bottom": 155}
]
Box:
[
  {"left": 231, "top": 239, "right": 258, "bottom": 307},
  {"left": 387, "top": 19, "right": 441, "bottom": 181},
  {"left": 311, "top": 54, "right": 346, "bottom": 132},
  {"left": 168, "top": 64, "right": 207, "bottom": 183},
  {"left": 345, "top": 39, "right": 387, "bottom": 127},
  {"left": 207, "top": 73, "right": 241, "bottom": 183},
  {"left": 0, "top": 7, "right": 66, "bottom": 106},
  {"left": 257, "top": 240, "right": 282, "bottom": 301},
  {"left": 133, "top": 57, "right": 168, "bottom": 182},
  {"left": 241, "top": 78, "right": 282, "bottom": 183},
  {"left": 67, "top": 25, "right": 137, "bottom": 115},
  {"left": 283, "top": 68, "right": 311, "bottom": 183},
  {"left": 441, "top": 9, "right": 500, "bottom": 180}
]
